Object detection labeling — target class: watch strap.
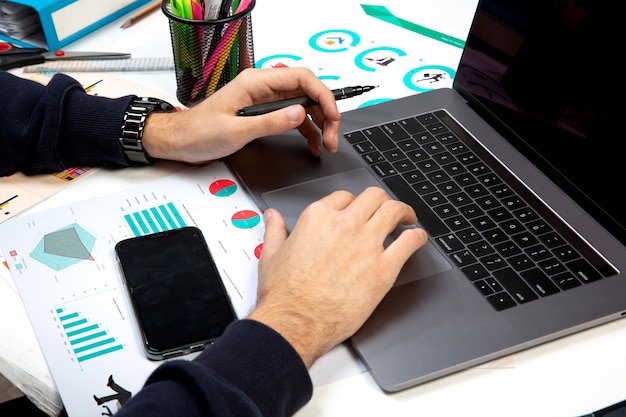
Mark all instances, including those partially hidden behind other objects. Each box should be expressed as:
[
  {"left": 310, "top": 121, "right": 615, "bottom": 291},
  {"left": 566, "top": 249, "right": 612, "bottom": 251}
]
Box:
[{"left": 119, "top": 97, "right": 176, "bottom": 164}]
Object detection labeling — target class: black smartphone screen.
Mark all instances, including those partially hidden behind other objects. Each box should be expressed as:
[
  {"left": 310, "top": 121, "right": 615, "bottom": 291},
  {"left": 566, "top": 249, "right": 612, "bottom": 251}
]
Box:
[{"left": 115, "top": 226, "right": 236, "bottom": 360}]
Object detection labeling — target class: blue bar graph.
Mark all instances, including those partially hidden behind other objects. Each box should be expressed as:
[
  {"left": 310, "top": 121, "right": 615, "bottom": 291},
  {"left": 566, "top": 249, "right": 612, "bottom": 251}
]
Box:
[
  {"left": 56, "top": 307, "right": 124, "bottom": 363},
  {"left": 123, "top": 202, "right": 187, "bottom": 237}
]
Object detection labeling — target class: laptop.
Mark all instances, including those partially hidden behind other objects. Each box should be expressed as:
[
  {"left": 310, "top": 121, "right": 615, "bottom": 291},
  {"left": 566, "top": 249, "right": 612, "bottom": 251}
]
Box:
[{"left": 228, "top": 0, "right": 626, "bottom": 392}]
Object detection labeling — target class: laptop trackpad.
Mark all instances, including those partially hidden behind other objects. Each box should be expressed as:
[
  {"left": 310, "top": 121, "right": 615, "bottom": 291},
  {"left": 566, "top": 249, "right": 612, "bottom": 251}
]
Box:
[{"left": 261, "top": 168, "right": 451, "bottom": 285}]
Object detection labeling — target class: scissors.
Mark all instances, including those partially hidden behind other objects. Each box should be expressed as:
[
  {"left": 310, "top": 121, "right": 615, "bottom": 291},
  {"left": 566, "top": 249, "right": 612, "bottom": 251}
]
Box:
[{"left": 0, "top": 42, "right": 131, "bottom": 70}]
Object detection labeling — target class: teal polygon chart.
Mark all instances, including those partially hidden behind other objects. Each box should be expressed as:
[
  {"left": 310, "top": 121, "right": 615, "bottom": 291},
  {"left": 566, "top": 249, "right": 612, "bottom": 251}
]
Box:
[{"left": 31, "top": 224, "right": 96, "bottom": 271}]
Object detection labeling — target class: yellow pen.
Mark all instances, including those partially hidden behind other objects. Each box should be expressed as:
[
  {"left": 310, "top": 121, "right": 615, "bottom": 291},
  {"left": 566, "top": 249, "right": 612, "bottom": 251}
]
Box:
[{"left": 84, "top": 80, "right": 103, "bottom": 93}]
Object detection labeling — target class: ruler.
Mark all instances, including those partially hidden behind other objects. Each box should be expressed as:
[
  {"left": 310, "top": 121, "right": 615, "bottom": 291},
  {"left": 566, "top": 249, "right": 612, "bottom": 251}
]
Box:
[{"left": 22, "top": 57, "right": 175, "bottom": 73}]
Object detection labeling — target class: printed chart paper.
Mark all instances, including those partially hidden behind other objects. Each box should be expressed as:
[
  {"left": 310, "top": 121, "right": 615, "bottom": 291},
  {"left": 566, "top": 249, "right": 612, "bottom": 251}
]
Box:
[
  {"left": 0, "top": 162, "right": 263, "bottom": 416},
  {"left": 252, "top": 0, "right": 479, "bottom": 111}
]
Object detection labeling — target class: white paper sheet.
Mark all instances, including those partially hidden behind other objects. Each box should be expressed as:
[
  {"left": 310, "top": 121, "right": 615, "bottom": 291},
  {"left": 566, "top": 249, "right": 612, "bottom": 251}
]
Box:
[{"left": 0, "top": 162, "right": 264, "bottom": 416}]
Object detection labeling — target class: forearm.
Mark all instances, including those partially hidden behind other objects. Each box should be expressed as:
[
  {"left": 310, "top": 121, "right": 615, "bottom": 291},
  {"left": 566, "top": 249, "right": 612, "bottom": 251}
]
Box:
[
  {"left": 0, "top": 71, "right": 133, "bottom": 176},
  {"left": 116, "top": 320, "right": 313, "bottom": 417}
]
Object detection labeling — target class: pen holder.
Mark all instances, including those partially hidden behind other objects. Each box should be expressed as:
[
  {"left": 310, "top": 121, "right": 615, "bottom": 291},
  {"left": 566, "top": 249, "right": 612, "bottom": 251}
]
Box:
[{"left": 162, "top": 0, "right": 255, "bottom": 107}]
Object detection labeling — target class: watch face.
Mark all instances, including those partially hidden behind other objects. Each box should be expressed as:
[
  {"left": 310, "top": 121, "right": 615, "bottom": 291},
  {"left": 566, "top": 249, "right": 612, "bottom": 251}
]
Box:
[{"left": 120, "top": 98, "right": 174, "bottom": 165}]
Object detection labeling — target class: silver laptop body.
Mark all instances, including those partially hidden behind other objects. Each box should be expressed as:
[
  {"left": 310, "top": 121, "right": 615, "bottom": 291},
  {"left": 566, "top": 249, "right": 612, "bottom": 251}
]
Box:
[{"left": 229, "top": 0, "right": 626, "bottom": 391}]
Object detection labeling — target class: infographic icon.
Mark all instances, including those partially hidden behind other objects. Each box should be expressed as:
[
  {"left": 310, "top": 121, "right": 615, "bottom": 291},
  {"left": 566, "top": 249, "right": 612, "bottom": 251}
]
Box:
[{"left": 31, "top": 224, "right": 96, "bottom": 271}]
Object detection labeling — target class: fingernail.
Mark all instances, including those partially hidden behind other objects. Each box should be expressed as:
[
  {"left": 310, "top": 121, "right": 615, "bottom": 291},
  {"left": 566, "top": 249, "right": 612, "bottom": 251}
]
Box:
[
  {"left": 263, "top": 209, "right": 272, "bottom": 223},
  {"left": 286, "top": 105, "right": 301, "bottom": 123}
]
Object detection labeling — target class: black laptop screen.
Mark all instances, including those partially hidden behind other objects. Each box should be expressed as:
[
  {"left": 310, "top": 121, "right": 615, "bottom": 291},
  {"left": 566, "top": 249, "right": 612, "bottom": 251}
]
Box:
[{"left": 454, "top": 0, "right": 625, "bottom": 245}]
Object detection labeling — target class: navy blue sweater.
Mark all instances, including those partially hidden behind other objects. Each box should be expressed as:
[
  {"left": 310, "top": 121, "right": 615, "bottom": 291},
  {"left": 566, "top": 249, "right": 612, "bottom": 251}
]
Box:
[{"left": 0, "top": 71, "right": 312, "bottom": 416}]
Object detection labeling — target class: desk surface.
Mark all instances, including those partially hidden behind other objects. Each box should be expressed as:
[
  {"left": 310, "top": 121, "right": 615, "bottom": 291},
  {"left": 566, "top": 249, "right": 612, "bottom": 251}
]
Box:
[{"left": 2, "top": 1, "right": 626, "bottom": 416}]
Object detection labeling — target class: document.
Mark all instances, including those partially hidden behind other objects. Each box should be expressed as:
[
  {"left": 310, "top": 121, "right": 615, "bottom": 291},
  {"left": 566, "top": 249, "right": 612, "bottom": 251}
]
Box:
[{"left": 0, "top": 162, "right": 263, "bottom": 416}]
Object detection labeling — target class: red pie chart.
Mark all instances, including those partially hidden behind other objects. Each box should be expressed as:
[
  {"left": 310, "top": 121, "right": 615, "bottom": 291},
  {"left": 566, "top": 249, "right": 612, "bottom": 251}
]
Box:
[{"left": 231, "top": 210, "right": 261, "bottom": 229}]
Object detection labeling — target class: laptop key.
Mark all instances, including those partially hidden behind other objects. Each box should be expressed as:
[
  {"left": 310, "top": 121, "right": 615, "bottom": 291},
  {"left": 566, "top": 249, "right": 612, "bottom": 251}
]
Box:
[
  {"left": 371, "top": 162, "right": 397, "bottom": 178},
  {"left": 520, "top": 268, "right": 560, "bottom": 296},
  {"left": 348, "top": 107, "right": 615, "bottom": 313},
  {"left": 382, "top": 122, "right": 410, "bottom": 141},
  {"left": 436, "top": 234, "right": 464, "bottom": 253},
  {"left": 551, "top": 271, "right": 582, "bottom": 290},
  {"left": 553, "top": 244, "right": 579, "bottom": 262},
  {"left": 567, "top": 259, "right": 603, "bottom": 283},
  {"left": 364, "top": 126, "right": 396, "bottom": 151},
  {"left": 362, "top": 151, "right": 385, "bottom": 164},
  {"left": 486, "top": 292, "right": 517, "bottom": 311},
  {"left": 485, "top": 277, "right": 503, "bottom": 292},
  {"left": 474, "top": 280, "right": 495, "bottom": 295},
  {"left": 398, "top": 117, "right": 426, "bottom": 134},
  {"left": 493, "top": 267, "right": 539, "bottom": 303},
  {"left": 462, "top": 263, "right": 490, "bottom": 281},
  {"left": 383, "top": 175, "right": 450, "bottom": 237}
]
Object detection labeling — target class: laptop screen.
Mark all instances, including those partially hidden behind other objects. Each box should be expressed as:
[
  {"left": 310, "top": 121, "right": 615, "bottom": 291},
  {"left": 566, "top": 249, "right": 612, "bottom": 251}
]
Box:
[{"left": 453, "top": 0, "right": 625, "bottom": 245}]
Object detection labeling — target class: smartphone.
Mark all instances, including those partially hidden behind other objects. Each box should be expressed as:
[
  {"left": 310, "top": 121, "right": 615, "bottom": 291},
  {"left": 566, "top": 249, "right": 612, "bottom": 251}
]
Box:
[{"left": 115, "top": 226, "right": 236, "bottom": 360}]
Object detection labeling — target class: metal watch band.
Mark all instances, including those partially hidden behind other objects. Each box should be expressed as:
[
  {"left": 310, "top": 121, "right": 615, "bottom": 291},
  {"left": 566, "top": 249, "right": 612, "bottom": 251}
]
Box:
[{"left": 119, "top": 97, "right": 176, "bottom": 164}]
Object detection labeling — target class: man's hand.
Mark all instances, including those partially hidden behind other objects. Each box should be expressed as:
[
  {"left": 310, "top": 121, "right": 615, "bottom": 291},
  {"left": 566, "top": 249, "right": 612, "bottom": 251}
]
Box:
[
  {"left": 142, "top": 67, "right": 341, "bottom": 163},
  {"left": 248, "top": 187, "right": 429, "bottom": 368}
]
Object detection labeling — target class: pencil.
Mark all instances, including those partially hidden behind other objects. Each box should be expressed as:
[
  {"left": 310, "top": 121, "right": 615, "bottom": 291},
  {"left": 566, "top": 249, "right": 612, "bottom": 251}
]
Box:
[
  {"left": 84, "top": 80, "right": 103, "bottom": 93},
  {"left": 120, "top": 1, "right": 160, "bottom": 29}
]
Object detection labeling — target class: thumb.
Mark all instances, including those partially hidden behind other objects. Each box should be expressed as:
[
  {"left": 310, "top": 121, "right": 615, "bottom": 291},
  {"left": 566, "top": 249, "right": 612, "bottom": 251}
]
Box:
[
  {"left": 259, "top": 208, "right": 288, "bottom": 264},
  {"left": 251, "top": 105, "right": 307, "bottom": 137}
]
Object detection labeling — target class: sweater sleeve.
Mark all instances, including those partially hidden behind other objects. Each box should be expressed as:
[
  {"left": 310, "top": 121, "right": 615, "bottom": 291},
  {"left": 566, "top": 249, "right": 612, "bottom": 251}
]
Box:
[
  {"left": 114, "top": 320, "right": 313, "bottom": 417},
  {"left": 0, "top": 70, "right": 134, "bottom": 176}
]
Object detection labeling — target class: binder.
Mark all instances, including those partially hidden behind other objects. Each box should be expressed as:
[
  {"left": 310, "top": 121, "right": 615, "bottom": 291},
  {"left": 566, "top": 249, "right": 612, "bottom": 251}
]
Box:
[{"left": 0, "top": 0, "right": 153, "bottom": 50}]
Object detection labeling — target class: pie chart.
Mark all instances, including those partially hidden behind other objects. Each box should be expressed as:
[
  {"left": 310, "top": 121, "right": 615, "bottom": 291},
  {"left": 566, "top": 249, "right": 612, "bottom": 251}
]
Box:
[
  {"left": 231, "top": 210, "right": 261, "bottom": 229},
  {"left": 209, "top": 179, "right": 237, "bottom": 197},
  {"left": 254, "top": 243, "right": 263, "bottom": 259}
]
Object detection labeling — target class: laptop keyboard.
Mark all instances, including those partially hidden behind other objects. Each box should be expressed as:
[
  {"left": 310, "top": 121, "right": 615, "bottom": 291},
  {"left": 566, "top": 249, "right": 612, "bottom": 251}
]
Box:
[{"left": 345, "top": 109, "right": 617, "bottom": 311}]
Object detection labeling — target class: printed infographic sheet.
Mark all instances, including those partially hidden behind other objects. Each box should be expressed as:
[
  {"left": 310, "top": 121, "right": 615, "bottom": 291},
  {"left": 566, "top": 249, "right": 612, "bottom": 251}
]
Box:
[
  {"left": 0, "top": 163, "right": 263, "bottom": 416},
  {"left": 252, "top": 0, "right": 479, "bottom": 111}
]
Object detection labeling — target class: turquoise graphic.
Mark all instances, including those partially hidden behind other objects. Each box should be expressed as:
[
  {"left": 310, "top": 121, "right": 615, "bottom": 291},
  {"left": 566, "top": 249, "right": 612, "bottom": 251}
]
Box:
[
  {"left": 123, "top": 202, "right": 186, "bottom": 237},
  {"left": 231, "top": 210, "right": 261, "bottom": 229},
  {"left": 209, "top": 179, "right": 237, "bottom": 197},
  {"left": 31, "top": 223, "right": 96, "bottom": 271},
  {"left": 355, "top": 47, "right": 407, "bottom": 71},
  {"left": 56, "top": 306, "right": 123, "bottom": 363},
  {"left": 309, "top": 29, "right": 360, "bottom": 52},
  {"left": 255, "top": 54, "right": 303, "bottom": 68},
  {"left": 359, "top": 98, "right": 393, "bottom": 107},
  {"left": 361, "top": 4, "right": 466, "bottom": 49},
  {"left": 404, "top": 65, "right": 456, "bottom": 92}
]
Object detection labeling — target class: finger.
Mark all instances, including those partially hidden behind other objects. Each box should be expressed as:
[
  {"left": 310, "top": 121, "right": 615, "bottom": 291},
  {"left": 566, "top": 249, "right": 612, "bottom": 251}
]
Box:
[
  {"left": 316, "top": 189, "right": 356, "bottom": 211},
  {"left": 321, "top": 118, "right": 340, "bottom": 153},
  {"left": 306, "top": 105, "right": 340, "bottom": 154},
  {"left": 238, "top": 104, "right": 307, "bottom": 140},
  {"left": 383, "top": 227, "right": 429, "bottom": 275},
  {"left": 345, "top": 187, "right": 392, "bottom": 222},
  {"left": 309, "top": 88, "right": 341, "bottom": 123},
  {"left": 296, "top": 116, "right": 323, "bottom": 156},
  {"left": 367, "top": 199, "right": 418, "bottom": 238},
  {"left": 259, "top": 209, "right": 288, "bottom": 280},
  {"left": 258, "top": 208, "right": 288, "bottom": 266},
  {"left": 307, "top": 105, "right": 326, "bottom": 130}
]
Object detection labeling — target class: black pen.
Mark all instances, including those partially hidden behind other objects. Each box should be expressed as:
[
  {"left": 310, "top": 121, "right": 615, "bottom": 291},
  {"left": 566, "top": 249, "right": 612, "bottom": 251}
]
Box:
[{"left": 237, "top": 85, "right": 378, "bottom": 116}]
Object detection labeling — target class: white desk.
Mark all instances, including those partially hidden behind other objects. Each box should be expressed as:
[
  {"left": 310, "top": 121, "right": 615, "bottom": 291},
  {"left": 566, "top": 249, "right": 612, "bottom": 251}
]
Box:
[{"left": 2, "top": 2, "right": 626, "bottom": 416}]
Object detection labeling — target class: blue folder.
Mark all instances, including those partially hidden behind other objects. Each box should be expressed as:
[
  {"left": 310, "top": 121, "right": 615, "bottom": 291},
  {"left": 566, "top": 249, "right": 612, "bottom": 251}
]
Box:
[{"left": 0, "top": 0, "right": 153, "bottom": 50}]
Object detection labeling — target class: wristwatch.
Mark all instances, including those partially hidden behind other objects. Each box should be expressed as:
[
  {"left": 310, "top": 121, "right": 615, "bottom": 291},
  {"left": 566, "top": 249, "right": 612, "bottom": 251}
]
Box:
[{"left": 119, "top": 97, "right": 176, "bottom": 164}]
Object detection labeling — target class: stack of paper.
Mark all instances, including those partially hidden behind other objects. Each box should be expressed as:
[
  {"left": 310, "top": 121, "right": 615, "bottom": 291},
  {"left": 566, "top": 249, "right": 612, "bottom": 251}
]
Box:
[{"left": 0, "top": 1, "right": 40, "bottom": 40}]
